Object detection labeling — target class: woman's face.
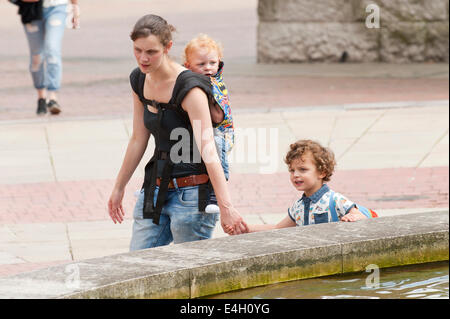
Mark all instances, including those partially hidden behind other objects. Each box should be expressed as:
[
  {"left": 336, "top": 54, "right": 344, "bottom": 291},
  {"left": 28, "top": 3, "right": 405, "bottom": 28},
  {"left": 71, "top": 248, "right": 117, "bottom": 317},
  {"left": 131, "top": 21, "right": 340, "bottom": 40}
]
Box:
[
  {"left": 133, "top": 35, "right": 170, "bottom": 73},
  {"left": 185, "top": 47, "right": 220, "bottom": 76}
]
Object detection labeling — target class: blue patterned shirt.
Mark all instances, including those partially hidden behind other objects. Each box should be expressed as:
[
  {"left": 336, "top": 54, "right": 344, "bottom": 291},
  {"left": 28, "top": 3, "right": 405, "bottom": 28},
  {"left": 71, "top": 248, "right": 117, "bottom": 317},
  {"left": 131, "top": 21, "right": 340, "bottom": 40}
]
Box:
[{"left": 288, "top": 184, "right": 356, "bottom": 226}]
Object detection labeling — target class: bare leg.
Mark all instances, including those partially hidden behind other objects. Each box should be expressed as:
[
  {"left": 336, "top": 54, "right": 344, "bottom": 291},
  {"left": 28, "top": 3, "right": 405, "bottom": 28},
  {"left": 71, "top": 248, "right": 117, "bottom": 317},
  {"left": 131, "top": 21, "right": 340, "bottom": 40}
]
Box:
[
  {"left": 48, "top": 90, "right": 58, "bottom": 101},
  {"left": 37, "top": 88, "right": 47, "bottom": 100}
]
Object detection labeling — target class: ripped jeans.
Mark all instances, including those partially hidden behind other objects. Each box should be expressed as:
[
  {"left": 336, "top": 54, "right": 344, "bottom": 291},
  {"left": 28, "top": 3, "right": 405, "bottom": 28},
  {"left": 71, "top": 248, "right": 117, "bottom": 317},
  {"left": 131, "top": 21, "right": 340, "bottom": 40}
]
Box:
[{"left": 23, "top": 4, "right": 67, "bottom": 91}]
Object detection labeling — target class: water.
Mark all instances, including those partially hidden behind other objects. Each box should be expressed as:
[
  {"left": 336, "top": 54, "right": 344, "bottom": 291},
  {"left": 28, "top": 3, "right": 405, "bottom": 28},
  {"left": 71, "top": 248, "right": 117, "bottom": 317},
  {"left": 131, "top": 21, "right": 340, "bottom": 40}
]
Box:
[{"left": 208, "top": 261, "right": 449, "bottom": 299}]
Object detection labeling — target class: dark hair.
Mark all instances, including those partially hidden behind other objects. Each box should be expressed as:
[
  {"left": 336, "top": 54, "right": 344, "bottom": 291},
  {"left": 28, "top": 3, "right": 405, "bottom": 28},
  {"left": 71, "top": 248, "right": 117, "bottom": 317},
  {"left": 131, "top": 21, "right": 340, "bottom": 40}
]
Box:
[
  {"left": 130, "top": 14, "right": 176, "bottom": 46},
  {"left": 285, "top": 139, "right": 336, "bottom": 182}
]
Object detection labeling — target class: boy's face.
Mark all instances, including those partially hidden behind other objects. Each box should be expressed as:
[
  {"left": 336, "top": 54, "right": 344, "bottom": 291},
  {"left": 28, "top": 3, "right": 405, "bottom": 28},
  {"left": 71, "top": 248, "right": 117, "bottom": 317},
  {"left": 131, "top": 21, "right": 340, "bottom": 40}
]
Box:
[
  {"left": 185, "top": 47, "right": 220, "bottom": 76},
  {"left": 288, "top": 152, "right": 326, "bottom": 197}
]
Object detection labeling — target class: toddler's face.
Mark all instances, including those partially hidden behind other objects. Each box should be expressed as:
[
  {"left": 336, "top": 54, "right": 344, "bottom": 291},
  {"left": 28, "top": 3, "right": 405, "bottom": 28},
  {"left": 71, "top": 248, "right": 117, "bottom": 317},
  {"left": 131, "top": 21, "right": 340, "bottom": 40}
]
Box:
[
  {"left": 185, "top": 47, "right": 220, "bottom": 76},
  {"left": 288, "top": 152, "right": 326, "bottom": 197}
]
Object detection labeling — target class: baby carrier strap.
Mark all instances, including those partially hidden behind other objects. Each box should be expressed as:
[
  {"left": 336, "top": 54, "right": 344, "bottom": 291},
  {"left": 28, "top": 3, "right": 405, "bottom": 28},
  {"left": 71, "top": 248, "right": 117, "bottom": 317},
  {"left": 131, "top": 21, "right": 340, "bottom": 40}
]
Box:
[
  {"left": 173, "top": 70, "right": 213, "bottom": 107},
  {"left": 130, "top": 67, "right": 147, "bottom": 105},
  {"left": 142, "top": 104, "right": 180, "bottom": 225},
  {"left": 141, "top": 108, "right": 174, "bottom": 224}
]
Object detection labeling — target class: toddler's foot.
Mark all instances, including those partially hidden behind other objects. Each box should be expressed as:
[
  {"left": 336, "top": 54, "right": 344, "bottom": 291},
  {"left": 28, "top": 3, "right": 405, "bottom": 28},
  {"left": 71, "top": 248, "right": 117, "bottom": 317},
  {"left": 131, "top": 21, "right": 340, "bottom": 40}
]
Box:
[{"left": 205, "top": 204, "right": 220, "bottom": 214}]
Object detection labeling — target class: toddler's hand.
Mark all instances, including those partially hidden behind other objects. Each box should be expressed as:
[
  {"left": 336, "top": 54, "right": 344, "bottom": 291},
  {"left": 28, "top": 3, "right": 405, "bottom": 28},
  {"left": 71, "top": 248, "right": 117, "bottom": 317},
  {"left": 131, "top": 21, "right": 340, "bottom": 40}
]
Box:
[{"left": 224, "top": 224, "right": 235, "bottom": 235}]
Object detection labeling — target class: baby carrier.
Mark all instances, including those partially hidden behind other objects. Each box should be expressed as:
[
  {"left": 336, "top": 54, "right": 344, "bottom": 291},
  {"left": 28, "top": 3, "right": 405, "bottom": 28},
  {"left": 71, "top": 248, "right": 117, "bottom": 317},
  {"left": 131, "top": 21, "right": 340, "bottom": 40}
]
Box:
[
  {"left": 131, "top": 68, "right": 224, "bottom": 225},
  {"left": 210, "top": 61, "right": 234, "bottom": 131},
  {"left": 329, "top": 191, "right": 378, "bottom": 222}
]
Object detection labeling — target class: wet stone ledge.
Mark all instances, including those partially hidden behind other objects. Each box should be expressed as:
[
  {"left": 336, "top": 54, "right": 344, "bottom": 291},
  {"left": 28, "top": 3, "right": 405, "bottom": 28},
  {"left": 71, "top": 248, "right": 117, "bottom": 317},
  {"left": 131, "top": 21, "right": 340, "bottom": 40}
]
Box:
[{"left": 0, "top": 211, "right": 448, "bottom": 299}]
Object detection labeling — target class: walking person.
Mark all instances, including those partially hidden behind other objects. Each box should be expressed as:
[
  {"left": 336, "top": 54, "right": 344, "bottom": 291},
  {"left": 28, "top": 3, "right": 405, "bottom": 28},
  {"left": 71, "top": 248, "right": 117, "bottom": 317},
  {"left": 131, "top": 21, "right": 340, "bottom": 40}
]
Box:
[
  {"left": 108, "top": 14, "right": 248, "bottom": 251},
  {"left": 10, "top": 0, "right": 80, "bottom": 115}
]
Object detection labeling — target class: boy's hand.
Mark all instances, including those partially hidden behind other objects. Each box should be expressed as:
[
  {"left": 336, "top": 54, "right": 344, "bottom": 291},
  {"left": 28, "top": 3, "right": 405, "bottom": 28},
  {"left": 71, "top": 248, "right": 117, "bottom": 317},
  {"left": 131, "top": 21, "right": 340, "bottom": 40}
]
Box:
[
  {"left": 341, "top": 207, "right": 367, "bottom": 222},
  {"left": 220, "top": 206, "right": 248, "bottom": 235}
]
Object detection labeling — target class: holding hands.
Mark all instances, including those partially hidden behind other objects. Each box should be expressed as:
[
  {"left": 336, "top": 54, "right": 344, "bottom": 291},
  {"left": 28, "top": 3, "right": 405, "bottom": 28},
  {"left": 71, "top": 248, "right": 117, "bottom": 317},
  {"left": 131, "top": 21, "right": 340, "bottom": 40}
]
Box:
[{"left": 220, "top": 206, "right": 249, "bottom": 235}]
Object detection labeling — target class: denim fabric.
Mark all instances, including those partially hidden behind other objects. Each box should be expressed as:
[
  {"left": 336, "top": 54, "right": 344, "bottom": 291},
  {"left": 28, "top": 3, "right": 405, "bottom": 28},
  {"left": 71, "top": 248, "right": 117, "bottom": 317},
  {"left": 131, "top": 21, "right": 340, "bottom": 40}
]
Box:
[
  {"left": 207, "top": 128, "right": 234, "bottom": 205},
  {"left": 129, "top": 185, "right": 220, "bottom": 251},
  {"left": 23, "top": 4, "right": 67, "bottom": 91}
]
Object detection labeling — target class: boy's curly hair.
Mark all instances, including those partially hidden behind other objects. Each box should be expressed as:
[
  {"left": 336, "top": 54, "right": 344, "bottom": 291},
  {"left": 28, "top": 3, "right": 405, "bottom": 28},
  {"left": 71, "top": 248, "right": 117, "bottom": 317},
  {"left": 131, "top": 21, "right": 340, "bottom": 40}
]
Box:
[{"left": 284, "top": 140, "right": 336, "bottom": 182}]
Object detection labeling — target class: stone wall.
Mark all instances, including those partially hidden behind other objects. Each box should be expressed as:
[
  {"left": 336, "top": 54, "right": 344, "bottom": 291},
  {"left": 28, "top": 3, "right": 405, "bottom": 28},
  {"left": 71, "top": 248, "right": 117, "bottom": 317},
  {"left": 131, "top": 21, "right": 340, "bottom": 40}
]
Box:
[
  {"left": 257, "top": 0, "right": 449, "bottom": 63},
  {"left": 0, "top": 211, "right": 447, "bottom": 299}
]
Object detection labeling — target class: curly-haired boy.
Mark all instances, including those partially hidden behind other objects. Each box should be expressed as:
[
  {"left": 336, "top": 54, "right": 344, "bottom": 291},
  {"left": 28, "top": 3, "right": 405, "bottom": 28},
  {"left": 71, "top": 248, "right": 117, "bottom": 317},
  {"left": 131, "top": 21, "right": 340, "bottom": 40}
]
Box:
[{"left": 226, "top": 140, "right": 372, "bottom": 234}]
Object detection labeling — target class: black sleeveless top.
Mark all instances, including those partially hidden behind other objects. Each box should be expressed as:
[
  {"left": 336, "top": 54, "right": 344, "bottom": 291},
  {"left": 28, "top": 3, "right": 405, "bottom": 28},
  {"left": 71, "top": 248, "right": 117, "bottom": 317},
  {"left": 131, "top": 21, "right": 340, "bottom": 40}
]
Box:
[{"left": 129, "top": 67, "right": 213, "bottom": 178}]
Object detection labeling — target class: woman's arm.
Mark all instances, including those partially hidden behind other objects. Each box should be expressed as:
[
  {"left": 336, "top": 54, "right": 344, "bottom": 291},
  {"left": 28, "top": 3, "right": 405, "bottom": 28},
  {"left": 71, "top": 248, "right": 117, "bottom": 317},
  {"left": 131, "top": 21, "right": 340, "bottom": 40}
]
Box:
[
  {"left": 182, "top": 87, "right": 248, "bottom": 234},
  {"left": 108, "top": 91, "right": 150, "bottom": 224}
]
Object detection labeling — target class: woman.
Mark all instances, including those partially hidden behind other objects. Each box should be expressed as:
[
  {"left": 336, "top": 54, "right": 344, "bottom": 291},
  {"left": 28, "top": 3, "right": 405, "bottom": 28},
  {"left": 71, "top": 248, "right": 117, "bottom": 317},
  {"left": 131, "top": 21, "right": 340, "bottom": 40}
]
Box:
[
  {"left": 11, "top": 0, "right": 80, "bottom": 115},
  {"left": 108, "top": 14, "right": 248, "bottom": 250}
]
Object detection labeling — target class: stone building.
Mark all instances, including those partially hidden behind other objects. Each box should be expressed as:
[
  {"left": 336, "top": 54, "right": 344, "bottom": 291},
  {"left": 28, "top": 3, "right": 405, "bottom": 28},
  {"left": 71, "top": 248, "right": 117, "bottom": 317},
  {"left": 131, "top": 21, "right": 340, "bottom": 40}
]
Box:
[{"left": 257, "top": 0, "right": 449, "bottom": 63}]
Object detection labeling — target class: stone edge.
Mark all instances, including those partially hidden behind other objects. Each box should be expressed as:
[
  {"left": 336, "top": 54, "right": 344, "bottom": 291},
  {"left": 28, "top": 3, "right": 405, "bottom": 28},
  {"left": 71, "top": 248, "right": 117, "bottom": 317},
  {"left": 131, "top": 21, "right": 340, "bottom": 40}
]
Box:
[{"left": 0, "top": 211, "right": 448, "bottom": 299}]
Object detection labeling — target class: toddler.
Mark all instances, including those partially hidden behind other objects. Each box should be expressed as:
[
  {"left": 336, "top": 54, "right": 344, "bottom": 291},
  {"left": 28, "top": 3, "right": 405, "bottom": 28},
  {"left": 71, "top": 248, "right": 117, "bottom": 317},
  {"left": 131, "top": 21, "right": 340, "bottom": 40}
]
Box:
[
  {"left": 225, "top": 140, "right": 377, "bottom": 234},
  {"left": 183, "top": 34, "right": 235, "bottom": 214}
]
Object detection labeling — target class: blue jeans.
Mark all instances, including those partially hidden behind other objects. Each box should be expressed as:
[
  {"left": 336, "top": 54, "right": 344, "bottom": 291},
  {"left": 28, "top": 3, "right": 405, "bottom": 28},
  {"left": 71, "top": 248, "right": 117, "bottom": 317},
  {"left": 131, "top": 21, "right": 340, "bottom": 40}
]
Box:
[
  {"left": 23, "top": 4, "right": 67, "bottom": 91},
  {"left": 208, "top": 128, "right": 234, "bottom": 205},
  {"left": 130, "top": 185, "right": 220, "bottom": 251}
]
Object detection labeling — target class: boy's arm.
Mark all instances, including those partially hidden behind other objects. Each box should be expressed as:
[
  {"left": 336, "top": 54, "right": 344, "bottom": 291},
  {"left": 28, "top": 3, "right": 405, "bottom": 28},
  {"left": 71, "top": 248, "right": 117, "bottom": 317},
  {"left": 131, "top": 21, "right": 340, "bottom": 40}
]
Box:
[
  {"left": 247, "top": 215, "right": 296, "bottom": 233},
  {"left": 224, "top": 215, "right": 296, "bottom": 234},
  {"left": 341, "top": 207, "right": 367, "bottom": 222}
]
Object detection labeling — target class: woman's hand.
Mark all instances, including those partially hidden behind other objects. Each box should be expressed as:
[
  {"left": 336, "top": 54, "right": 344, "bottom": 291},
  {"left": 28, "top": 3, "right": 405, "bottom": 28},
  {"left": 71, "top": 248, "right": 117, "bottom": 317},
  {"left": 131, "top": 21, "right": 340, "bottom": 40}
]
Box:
[
  {"left": 108, "top": 188, "right": 125, "bottom": 224},
  {"left": 220, "top": 205, "right": 249, "bottom": 235}
]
